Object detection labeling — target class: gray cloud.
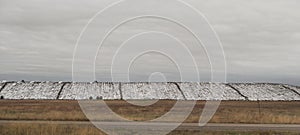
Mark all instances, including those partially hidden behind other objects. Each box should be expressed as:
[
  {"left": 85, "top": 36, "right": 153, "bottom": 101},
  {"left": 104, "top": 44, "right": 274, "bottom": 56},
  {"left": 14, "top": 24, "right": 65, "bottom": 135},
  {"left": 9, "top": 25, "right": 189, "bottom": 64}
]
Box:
[{"left": 0, "top": 0, "right": 299, "bottom": 85}]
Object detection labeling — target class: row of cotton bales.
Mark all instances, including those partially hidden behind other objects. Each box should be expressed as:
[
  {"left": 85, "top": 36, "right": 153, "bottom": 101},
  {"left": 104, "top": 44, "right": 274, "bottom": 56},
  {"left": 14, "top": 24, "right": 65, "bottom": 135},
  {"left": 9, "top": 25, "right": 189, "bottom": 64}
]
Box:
[{"left": 0, "top": 81, "right": 300, "bottom": 100}]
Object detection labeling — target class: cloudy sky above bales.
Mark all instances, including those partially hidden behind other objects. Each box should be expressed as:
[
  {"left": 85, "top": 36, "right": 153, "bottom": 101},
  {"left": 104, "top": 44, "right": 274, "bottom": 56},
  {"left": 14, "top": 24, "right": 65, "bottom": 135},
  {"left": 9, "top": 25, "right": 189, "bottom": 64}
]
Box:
[{"left": 0, "top": 0, "right": 300, "bottom": 85}]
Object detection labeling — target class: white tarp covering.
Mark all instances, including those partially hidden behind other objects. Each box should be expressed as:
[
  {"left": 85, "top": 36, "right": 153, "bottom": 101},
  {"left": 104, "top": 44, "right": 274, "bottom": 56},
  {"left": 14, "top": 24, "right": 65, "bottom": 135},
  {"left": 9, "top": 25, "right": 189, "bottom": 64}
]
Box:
[
  {"left": 179, "top": 82, "right": 245, "bottom": 100},
  {"left": 122, "top": 82, "right": 184, "bottom": 100},
  {"left": 59, "top": 82, "right": 120, "bottom": 100},
  {"left": 1, "top": 82, "right": 300, "bottom": 100},
  {"left": 0, "top": 82, "right": 5, "bottom": 90},
  {"left": 283, "top": 84, "right": 300, "bottom": 95},
  {"left": 230, "top": 83, "right": 300, "bottom": 100},
  {"left": 0, "top": 82, "right": 63, "bottom": 99}
]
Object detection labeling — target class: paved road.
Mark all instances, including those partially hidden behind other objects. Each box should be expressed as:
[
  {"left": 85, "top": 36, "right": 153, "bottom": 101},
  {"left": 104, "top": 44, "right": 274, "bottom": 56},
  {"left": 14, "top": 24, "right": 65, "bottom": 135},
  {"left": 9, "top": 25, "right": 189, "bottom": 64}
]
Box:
[{"left": 1, "top": 120, "right": 299, "bottom": 132}]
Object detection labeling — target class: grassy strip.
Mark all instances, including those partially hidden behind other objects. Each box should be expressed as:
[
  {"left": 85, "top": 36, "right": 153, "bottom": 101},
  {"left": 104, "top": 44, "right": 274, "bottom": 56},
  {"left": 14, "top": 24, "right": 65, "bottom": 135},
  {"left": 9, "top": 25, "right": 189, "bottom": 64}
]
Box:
[
  {"left": 0, "top": 100, "right": 299, "bottom": 124},
  {"left": 0, "top": 123, "right": 299, "bottom": 135}
]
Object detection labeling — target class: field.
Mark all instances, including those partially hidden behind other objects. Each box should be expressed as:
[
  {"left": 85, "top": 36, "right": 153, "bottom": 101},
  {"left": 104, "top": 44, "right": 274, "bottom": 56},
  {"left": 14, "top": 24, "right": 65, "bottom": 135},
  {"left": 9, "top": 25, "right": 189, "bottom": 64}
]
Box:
[{"left": 0, "top": 100, "right": 299, "bottom": 135}]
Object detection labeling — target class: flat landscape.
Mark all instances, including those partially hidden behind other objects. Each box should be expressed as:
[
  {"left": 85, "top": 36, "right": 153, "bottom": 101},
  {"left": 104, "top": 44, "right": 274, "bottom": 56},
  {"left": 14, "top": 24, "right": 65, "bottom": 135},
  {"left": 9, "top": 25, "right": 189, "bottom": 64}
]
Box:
[
  {"left": 0, "top": 100, "right": 299, "bottom": 135},
  {"left": 1, "top": 82, "right": 299, "bottom": 134}
]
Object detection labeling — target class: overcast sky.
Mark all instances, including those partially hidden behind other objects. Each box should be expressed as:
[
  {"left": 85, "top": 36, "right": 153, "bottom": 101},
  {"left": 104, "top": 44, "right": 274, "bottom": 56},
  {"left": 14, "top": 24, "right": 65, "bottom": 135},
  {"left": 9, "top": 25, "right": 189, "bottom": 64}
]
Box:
[{"left": 0, "top": 0, "right": 299, "bottom": 85}]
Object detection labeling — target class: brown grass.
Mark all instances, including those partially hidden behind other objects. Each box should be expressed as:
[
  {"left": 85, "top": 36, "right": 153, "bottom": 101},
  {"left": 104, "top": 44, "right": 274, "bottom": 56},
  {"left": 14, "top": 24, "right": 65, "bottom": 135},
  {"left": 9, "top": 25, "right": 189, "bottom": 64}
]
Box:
[
  {"left": 0, "top": 100, "right": 299, "bottom": 124},
  {"left": 0, "top": 100, "right": 86, "bottom": 121},
  {"left": 106, "top": 100, "right": 176, "bottom": 121},
  {"left": 0, "top": 100, "right": 300, "bottom": 134},
  {"left": 0, "top": 123, "right": 105, "bottom": 135},
  {"left": 0, "top": 123, "right": 298, "bottom": 135},
  {"left": 169, "top": 130, "right": 299, "bottom": 135}
]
